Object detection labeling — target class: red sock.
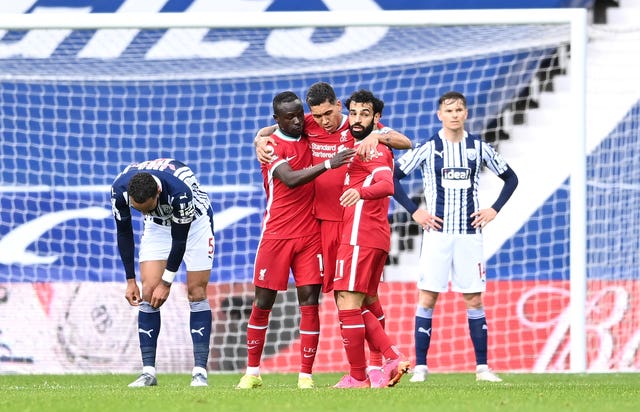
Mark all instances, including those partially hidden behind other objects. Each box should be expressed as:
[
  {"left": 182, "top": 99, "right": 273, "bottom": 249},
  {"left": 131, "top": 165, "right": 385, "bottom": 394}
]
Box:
[
  {"left": 364, "top": 300, "right": 385, "bottom": 367},
  {"left": 246, "top": 305, "right": 270, "bottom": 368},
  {"left": 362, "top": 309, "right": 399, "bottom": 360},
  {"left": 338, "top": 309, "right": 367, "bottom": 381},
  {"left": 299, "top": 304, "right": 319, "bottom": 374}
]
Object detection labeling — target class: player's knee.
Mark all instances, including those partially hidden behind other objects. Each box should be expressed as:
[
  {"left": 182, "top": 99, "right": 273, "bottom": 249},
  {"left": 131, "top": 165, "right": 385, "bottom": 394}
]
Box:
[
  {"left": 187, "top": 286, "right": 208, "bottom": 302},
  {"left": 363, "top": 294, "right": 378, "bottom": 306},
  {"left": 462, "top": 292, "right": 483, "bottom": 308},
  {"left": 141, "top": 285, "right": 156, "bottom": 301},
  {"left": 418, "top": 290, "right": 438, "bottom": 308},
  {"left": 254, "top": 288, "right": 278, "bottom": 309},
  {"left": 296, "top": 285, "right": 321, "bottom": 306}
]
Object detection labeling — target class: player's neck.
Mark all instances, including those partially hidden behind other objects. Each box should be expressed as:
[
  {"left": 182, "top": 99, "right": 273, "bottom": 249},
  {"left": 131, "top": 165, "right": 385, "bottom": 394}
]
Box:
[{"left": 442, "top": 128, "right": 465, "bottom": 143}]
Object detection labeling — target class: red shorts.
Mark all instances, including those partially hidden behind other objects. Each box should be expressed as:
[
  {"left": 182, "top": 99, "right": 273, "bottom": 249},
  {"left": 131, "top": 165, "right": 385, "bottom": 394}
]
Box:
[
  {"left": 334, "top": 244, "right": 387, "bottom": 296},
  {"left": 253, "top": 233, "right": 323, "bottom": 291},
  {"left": 319, "top": 219, "right": 342, "bottom": 293}
]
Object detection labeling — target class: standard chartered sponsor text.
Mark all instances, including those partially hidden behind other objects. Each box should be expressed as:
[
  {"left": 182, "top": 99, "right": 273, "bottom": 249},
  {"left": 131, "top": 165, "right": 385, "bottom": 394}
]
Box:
[{"left": 311, "top": 143, "right": 337, "bottom": 158}]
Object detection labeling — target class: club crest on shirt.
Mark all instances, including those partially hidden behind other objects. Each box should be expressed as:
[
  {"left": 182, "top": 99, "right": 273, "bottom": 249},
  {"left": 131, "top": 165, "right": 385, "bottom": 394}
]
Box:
[
  {"left": 159, "top": 204, "right": 173, "bottom": 216},
  {"left": 466, "top": 148, "right": 478, "bottom": 161},
  {"left": 340, "top": 130, "right": 349, "bottom": 142}
]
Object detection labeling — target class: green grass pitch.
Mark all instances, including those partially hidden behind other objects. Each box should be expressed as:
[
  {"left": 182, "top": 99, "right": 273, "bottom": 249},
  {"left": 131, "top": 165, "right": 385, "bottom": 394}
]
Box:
[{"left": 1, "top": 373, "right": 639, "bottom": 412}]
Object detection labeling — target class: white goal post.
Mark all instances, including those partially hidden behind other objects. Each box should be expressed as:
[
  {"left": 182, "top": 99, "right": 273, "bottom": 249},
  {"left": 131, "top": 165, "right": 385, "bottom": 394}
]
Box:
[{"left": 0, "top": 8, "right": 590, "bottom": 374}]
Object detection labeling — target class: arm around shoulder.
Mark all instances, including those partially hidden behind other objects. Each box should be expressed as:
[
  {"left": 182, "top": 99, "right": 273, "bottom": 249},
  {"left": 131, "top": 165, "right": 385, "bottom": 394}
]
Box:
[
  {"left": 254, "top": 125, "right": 278, "bottom": 164},
  {"left": 254, "top": 124, "right": 277, "bottom": 146},
  {"left": 380, "top": 128, "right": 412, "bottom": 150},
  {"left": 274, "top": 149, "right": 355, "bottom": 188}
]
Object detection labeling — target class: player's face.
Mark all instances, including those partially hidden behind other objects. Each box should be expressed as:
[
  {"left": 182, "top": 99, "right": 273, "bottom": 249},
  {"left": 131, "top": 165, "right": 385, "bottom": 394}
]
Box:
[
  {"left": 348, "top": 101, "right": 379, "bottom": 140},
  {"left": 309, "top": 100, "right": 343, "bottom": 134},
  {"left": 274, "top": 100, "right": 304, "bottom": 137},
  {"left": 437, "top": 98, "right": 468, "bottom": 132},
  {"left": 130, "top": 194, "right": 159, "bottom": 214}
]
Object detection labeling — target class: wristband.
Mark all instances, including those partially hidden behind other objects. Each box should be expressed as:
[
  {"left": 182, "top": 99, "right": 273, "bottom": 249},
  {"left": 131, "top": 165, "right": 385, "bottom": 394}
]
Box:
[
  {"left": 161, "top": 269, "right": 176, "bottom": 284},
  {"left": 324, "top": 160, "right": 332, "bottom": 170}
]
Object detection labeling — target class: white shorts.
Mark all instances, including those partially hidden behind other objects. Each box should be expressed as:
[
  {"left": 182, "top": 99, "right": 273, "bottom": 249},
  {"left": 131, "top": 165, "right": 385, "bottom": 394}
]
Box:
[
  {"left": 417, "top": 231, "right": 486, "bottom": 293},
  {"left": 139, "top": 215, "right": 214, "bottom": 271}
]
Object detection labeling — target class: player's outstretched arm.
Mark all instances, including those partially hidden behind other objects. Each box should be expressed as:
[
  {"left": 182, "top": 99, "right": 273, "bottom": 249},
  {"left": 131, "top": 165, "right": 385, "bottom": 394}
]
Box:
[
  {"left": 356, "top": 127, "right": 412, "bottom": 160},
  {"left": 274, "top": 148, "right": 355, "bottom": 188},
  {"left": 383, "top": 129, "right": 412, "bottom": 149}
]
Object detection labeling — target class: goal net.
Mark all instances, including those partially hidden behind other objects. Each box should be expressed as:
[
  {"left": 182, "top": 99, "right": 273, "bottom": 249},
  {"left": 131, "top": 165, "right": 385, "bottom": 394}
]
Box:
[{"left": 2, "top": 9, "right": 631, "bottom": 375}]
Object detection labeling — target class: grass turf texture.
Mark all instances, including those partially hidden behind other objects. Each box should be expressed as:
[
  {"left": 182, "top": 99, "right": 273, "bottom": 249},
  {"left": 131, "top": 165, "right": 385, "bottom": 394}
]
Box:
[{"left": 1, "top": 373, "right": 639, "bottom": 412}]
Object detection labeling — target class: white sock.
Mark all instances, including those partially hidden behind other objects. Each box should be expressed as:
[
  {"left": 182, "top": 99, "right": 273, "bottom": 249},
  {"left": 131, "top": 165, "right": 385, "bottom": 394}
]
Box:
[
  {"left": 192, "top": 366, "right": 207, "bottom": 377},
  {"left": 413, "top": 365, "right": 428, "bottom": 374},
  {"left": 246, "top": 366, "right": 260, "bottom": 376},
  {"left": 142, "top": 366, "right": 156, "bottom": 376}
]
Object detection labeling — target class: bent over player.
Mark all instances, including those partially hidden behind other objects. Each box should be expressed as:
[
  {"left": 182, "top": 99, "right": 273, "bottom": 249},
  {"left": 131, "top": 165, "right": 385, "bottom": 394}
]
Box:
[{"left": 111, "top": 158, "right": 215, "bottom": 387}]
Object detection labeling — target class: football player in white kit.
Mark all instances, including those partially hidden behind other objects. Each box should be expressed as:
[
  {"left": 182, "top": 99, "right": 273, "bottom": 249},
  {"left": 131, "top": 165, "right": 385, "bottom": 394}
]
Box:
[
  {"left": 393, "top": 92, "right": 518, "bottom": 383},
  {"left": 111, "top": 158, "right": 214, "bottom": 387}
]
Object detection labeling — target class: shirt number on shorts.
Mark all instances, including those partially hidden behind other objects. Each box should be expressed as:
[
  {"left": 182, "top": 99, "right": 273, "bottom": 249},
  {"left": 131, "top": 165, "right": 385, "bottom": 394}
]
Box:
[{"left": 335, "top": 259, "right": 344, "bottom": 280}]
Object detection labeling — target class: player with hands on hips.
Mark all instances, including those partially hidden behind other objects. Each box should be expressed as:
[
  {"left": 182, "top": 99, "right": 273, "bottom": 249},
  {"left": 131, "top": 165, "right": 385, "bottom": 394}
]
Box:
[
  {"left": 393, "top": 91, "right": 518, "bottom": 383},
  {"left": 111, "top": 158, "right": 215, "bottom": 388},
  {"left": 410, "top": 198, "right": 496, "bottom": 232}
]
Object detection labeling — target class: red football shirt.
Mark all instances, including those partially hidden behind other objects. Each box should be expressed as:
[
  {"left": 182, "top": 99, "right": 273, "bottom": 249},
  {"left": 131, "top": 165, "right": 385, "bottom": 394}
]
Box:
[
  {"left": 303, "top": 113, "right": 389, "bottom": 222},
  {"left": 340, "top": 140, "right": 394, "bottom": 251},
  {"left": 260, "top": 129, "right": 319, "bottom": 239},
  {"left": 304, "top": 113, "right": 353, "bottom": 222}
]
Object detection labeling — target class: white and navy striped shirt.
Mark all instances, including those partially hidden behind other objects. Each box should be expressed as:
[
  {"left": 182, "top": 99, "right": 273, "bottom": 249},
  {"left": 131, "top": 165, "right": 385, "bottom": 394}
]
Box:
[
  {"left": 397, "top": 129, "right": 508, "bottom": 234},
  {"left": 111, "top": 158, "right": 212, "bottom": 226}
]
